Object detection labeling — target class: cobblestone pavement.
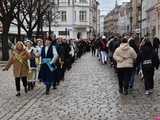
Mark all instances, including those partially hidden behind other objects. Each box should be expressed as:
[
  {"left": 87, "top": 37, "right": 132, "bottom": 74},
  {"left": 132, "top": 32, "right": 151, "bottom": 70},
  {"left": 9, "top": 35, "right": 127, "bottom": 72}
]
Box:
[{"left": 1, "top": 53, "right": 160, "bottom": 120}]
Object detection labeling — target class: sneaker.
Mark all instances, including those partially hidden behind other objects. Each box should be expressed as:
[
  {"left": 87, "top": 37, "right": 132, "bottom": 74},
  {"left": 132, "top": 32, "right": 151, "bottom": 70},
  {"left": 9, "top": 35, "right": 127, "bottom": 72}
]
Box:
[
  {"left": 16, "top": 92, "right": 21, "bottom": 97},
  {"left": 149, "top": 89, "right": 153, "bottom": 94},
  {"left": 53, "top": 86, "right": 57, "bottom": 90},
  {"left": 46, "top": 90, "right": 50, "bottom": 95},
  {"left": 46, "top": 87, "right": 50, "bottom": 95},
  {"left": 129, "top": 85, "right": 133, "bottom": 89},
  {"left": 124, "top": 90, "right": 128, "bottom": 95},
  {"left": 145, "top": 91, "right": 150, "bottom": 95},
  {"left": 119, "top": 89, "right": 123, "bottom": 94}
]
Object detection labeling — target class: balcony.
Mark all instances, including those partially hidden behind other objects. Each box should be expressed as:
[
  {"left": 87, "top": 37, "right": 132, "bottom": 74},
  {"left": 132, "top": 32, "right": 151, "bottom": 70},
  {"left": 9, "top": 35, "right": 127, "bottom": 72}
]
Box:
[
  {"left": 74, "top": 1, "right": 89, "bottom": 7},
  {"left": 73, "top": 21, "right": 90, "bottom": 28}
]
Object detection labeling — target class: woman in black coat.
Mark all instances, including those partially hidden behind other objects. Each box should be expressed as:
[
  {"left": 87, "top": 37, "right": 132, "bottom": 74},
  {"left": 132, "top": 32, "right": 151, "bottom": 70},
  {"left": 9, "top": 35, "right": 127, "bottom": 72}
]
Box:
[{"left": 138, "top": 39, "right": 159, "bottom": 95}]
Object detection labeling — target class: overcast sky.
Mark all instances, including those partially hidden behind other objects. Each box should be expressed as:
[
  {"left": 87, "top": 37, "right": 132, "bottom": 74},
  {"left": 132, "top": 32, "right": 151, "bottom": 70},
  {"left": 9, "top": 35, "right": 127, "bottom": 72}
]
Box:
[{"left": 99, "top": 0, "right": 130, "bottom": 15}]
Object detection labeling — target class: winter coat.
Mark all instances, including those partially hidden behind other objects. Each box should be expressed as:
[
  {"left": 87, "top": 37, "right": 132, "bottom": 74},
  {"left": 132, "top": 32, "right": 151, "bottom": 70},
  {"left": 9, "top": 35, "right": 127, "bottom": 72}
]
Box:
[
  {"left": 5, "top": 50, "right": 30, "bottom": 78},
  {"left": 138, "top": 45, "right": 159, "bottom": 70},
  {"left": 100, "top": 40, "right": 108, "bottom": 51},
  {"left": 113, "top": 43, "right": 137, "bottom": 68}
]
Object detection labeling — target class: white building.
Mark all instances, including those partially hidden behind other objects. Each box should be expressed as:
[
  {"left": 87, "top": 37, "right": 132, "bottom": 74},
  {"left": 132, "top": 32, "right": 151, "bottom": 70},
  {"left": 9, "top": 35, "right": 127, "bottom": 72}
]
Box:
[
  {"left": 52, "top": 0, "right": 100, "bottom": 39},
  {"left": 1, "top": 0, "right": 99, "bottom": 40},
  {"left": 100, "top": 15, "right": 105, "bottom": 36}
]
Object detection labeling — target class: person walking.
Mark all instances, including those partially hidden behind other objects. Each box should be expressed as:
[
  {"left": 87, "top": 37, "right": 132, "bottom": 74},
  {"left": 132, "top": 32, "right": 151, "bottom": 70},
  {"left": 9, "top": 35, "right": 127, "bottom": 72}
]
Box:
[
  {"left": 25, "top": 40, "right": 37, "bottom": 91},
  {"left": 138, "top": 39, "right": 159, "bottom": 95},
  {"left": 38, "top": 37, "right": 58, "bottom": 95},
  {"left": 100, "top": 36, "right": 108, "bottom": 64},
  {"left": 113, "top": 37, "right": 137, "bottom": 95},
  {"left": 35, "top": 38, "right": 43, "bottom": 81},
  {"left": 91, "top": 39, "right": 96, "bottom": 56},
  {"left": 128, "top": 37, "right": 139, "bottom": 89},
  {"left": 3, "top": 41, "right": 30, "bottom": 96},
  {"left": 153, "top": 37, "right": 160, "bottom": 55}
]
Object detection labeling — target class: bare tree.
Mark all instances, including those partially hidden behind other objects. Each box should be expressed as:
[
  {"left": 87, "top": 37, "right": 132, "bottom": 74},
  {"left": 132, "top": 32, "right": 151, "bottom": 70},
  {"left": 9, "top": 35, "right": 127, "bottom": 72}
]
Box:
[
  {"left": 13, "top": 0, "right": 50, "bottom": 40},
  {"left": 44, "top": 1, "right": 60, "bottom": 36},
  {"left": 0, "top": 0, "right": 19, "bottom": 60}
]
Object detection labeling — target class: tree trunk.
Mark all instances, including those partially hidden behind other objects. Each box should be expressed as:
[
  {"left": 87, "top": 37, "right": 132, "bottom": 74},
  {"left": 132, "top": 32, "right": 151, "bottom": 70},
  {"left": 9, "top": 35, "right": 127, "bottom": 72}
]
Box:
[
  {"left": 2, "top": 25, "right": 10, "bottom": 61},
  {"left": 27, "top": 30, "right": 32, "bottom": 40},
  {"left": 37, "top": 22, "right": 40, "bottom": 37},
  {"left": 17, "top": 3, "right": 21, "bottom": 41},
  {"left": 49, "top": 20, "right": 51, "bottom": 36}
]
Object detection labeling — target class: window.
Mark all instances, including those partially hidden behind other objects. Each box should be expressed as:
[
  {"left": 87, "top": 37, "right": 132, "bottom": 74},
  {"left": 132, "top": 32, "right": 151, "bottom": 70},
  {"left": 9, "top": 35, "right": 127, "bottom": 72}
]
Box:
[
  {"left": 79, "top": 0, "right": 87, "bottom": 3},
  {"left": 59, "top": 0, "right": 67, "bottom": 3},
  {"left": 79, "top": 11, "right": 87, "bottom": 22},
  {"left": 74, "top": 11, "right": 76, "bottom": 21},
  {"left": 61, "top": 11, "right": 67, "bottom": 22},
  {"left": 59, "top": 31, "right": 69, "bottom": 35}
]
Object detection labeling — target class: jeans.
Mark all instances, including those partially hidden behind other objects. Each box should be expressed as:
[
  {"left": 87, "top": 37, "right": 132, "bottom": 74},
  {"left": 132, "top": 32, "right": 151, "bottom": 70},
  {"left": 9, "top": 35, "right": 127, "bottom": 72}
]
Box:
[
  {"left": 129, "top": 69, "right": 135, "bottom": 88},
  {"left": 100, "top": 51, "right": 107, "bottom": 64},
  {"left": 117, "top": 68, "right": 132, "bottom": 92}
]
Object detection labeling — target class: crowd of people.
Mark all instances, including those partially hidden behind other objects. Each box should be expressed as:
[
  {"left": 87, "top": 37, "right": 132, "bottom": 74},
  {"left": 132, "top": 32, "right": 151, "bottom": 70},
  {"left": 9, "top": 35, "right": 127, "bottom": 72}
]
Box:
[
  {"left": 3, "top": 36, "right": 91, "bottom": 96},
  {"left": 93, "top": 33, "right": 160, "bottom": 95},
  {"left": 2, "top": 32, "right": 160, "bottom": 97}
]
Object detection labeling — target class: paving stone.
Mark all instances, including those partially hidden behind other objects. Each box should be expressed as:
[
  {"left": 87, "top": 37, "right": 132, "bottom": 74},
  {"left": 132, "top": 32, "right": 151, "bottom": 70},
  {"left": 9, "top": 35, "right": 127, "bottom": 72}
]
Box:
[{"left": 1, "top": 53, "right": 160, "bottom": 120}]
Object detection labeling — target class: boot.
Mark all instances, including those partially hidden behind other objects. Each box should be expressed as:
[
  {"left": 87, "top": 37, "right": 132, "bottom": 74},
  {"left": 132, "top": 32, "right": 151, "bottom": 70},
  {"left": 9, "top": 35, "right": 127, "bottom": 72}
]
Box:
[
  {"left": 46, "top": 86, "right": 50, "bottom": 95},
  {"left": 119, "top": 88, "right": 123, "bottom": 94},
  {"left": 16, "top": 92, "right": 21, "bottom": 97},
  {"left": 28, "top": 82, "right": 31, "bottom": 91},
  {"left": 124, "top": 89, "right": 128, "bottom": 95},
  {"left": 31, "top": 82, "right": 34, "bottom": 90}
]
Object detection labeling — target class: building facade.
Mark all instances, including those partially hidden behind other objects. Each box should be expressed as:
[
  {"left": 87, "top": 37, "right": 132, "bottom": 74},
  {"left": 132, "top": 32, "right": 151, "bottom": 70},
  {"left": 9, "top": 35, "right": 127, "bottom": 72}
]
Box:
[
  {"left": 156, "top": 0, "right": 160, "bottom": 38},
  {"left": 104, "top": 5, "right": 120, "bottom": 34},
  {"left": 141, "top": 0, "right": 148, "bottom": 37},
  {"left": 1, "top": 0, "right": 99, "bottom": 40},
  {"left": 97, "top": 9, "right": 100, "bottom": 36},
  {"left": 146, "top": 0, "right": 157, "bottom": 38},
  {"left": 140, "top": 0, "right": 158, "bottom": 38},
  {"left": 100, "top": 15, "right": 105, "bottom": 36},
  {"left": 130, "top": 0, "right": 141, "bottom": 33},
  {"left": 52, "top": 0, "right": 99, "bottom": 39},
  {"left": 104, "top": 2, "right": 131, "bottom": 35},
  {"left": 117, "top": 2, "right": 131, "bottom": 35}
]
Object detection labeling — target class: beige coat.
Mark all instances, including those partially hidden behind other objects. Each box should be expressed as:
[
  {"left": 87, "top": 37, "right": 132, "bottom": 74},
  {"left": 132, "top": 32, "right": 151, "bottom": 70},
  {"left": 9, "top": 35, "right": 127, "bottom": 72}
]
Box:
[
  {"left": 5, "top": 50, "right": 30, "bottom": 78},
  {"left": 113, "top": 43, "right": 137, "bottom": 68}
]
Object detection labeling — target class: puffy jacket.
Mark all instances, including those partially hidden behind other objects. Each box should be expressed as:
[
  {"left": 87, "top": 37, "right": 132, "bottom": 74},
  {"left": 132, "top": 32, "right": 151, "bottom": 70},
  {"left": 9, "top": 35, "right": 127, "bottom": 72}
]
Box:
[{"left": 113, "top": 43, "right": 137, "bottom": 68}]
